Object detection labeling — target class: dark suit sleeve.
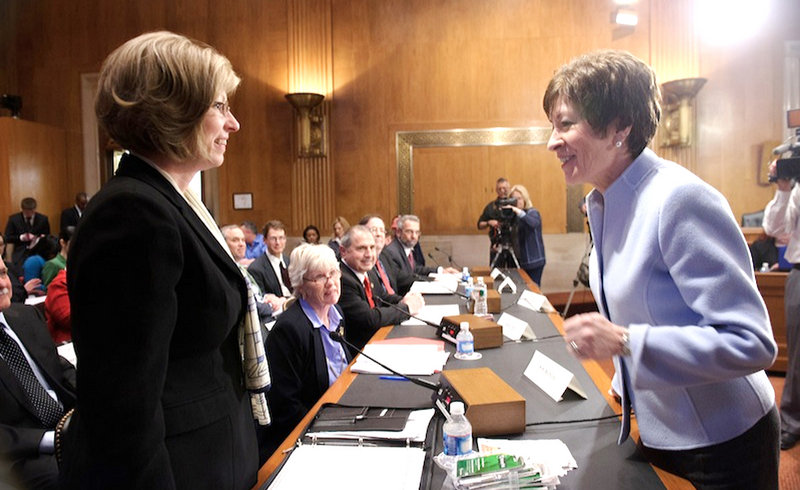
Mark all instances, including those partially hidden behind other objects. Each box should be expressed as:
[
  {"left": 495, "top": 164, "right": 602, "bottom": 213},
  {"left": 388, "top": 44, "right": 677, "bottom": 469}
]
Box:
[
  {"left": 4, "top": 215, "right": 23, "bottom": 246},
  {"left": 0, "top": 306, "right": 76, "bottom": 461},
  {"left": 381, "top": 247, "right": 414, "bottom": 295},
  {"left": 338, "top": 271, "right": 409, "bottom": 348},
  {"left": 67, "top": 190, "right": 182, "bottom": 487}
]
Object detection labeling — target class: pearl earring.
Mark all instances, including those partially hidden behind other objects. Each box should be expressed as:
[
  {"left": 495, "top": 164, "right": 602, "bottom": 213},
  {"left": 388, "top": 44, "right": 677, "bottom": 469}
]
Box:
[{"left": 615, "top": 141, "right": 622, "bottom": 148}]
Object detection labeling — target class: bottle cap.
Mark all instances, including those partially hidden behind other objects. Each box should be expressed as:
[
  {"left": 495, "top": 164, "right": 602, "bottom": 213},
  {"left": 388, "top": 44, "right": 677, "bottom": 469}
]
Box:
[
  {"left": 462, "top": 266, "right": 469, "bottom": 274},
  {"left": 477, "top": 277, "right": 485, "bottom": 285},
  {"left": 459, "top": 321, "right": 470, "bottom": 332},
  {"left": 450, "top": 401, "right": 465, "bottom": 415}
]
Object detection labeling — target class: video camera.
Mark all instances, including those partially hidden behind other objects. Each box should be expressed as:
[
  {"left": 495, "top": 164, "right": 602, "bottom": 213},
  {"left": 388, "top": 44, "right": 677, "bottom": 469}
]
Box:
[
  {"left": 495, "top": 197, "right": 517, "bottom": 219},
  {"left": 770, "top": 108, "right": 800, "bottom": 182}
]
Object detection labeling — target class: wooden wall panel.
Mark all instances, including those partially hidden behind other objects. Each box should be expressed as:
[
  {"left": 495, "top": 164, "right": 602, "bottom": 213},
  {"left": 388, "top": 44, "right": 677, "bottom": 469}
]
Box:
[
  {"left": 0, "top": 119, "right": 69, "bottom": 229},
  {"left": 4, "top": 0, "right": 800, "bottom": 235}
]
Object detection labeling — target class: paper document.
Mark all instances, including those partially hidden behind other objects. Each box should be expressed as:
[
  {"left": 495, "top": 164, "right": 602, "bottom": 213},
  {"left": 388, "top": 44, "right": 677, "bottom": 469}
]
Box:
[
  {"left": 351, "top": 343, "right": 450, "bottom": 375},
  {"left": 477, "top": 437, "right": 578, "bottom": 480},
  {"left": 410, "top": 278, "right": 459, "bottom": 295},
  {"left": 24, "top": 295, "right": 46, "bottom": 306},
  {"left": 268, "top": 444, "right": 425, "bottom": 490},
  {"left": 401, "top": 303, "right": 460, "bottom": 326},
  {"left": 307, "top": 408, "right": 435, "bottom": 443}
]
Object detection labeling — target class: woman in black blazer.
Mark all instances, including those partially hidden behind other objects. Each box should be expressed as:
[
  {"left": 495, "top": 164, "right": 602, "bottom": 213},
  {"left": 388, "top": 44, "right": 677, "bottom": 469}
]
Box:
[
  {"left": 262, "top": 244, "right": 351, "bottom": 461},
  {"left": 61, "top": 32, "right": 263, "bottom": 489}
]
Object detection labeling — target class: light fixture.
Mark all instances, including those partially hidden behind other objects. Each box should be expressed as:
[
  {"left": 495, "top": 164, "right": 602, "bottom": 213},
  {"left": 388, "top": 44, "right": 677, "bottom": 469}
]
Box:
[
  {"left": 613, "top": 8, "right": 638, "bottom": 26},
  {"left": 660, "top": 78, "right": 707, "bottom": 147},
  {"left": 285, "top": 92, "right": 326, "bottom": 158}
]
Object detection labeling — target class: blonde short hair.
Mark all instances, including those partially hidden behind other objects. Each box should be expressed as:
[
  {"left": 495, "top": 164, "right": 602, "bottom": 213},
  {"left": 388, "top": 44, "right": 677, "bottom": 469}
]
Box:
[
  {"left": 288, "top": 244, "right": 339, "bottom": 298},
  {"left": 509, "top": 184, "right": 533, "bottom": 209},
  {"left": 95, "top": 31, "right": 241, "bottom": 162}
]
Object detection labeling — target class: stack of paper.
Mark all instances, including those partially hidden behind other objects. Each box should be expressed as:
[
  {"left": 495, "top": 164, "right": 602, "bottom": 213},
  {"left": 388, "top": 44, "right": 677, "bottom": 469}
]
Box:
[
  {"left": 409, "top": 278, "right": 459, "bottom": 295},
  {"left": 351, "top": 343, "right": 449, "bottom": 375},
  {"left": 401, "top": 303, "right": 460, "bottom": 326},
  {"left": 306, "top": 408, "right": 435, "bottom": 443}
]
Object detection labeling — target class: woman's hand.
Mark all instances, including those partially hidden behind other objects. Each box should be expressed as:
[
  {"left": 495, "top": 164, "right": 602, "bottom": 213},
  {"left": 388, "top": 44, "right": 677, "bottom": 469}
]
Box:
[{"left": 563, "top": 312, "right": 628, "bottom": 360}]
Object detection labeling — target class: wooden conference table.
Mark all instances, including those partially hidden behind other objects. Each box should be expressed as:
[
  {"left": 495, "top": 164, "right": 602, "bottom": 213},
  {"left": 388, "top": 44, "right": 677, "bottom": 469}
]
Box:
[{"left": 254, "top": 271, "right": 691, "bottom": 489}]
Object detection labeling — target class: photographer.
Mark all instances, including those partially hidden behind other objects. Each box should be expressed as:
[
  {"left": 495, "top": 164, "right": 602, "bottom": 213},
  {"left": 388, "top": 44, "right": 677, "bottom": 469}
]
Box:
[
  {"left": 477, "top": 177, "right": 510, "bottom": 264},
  {"left": 763, "top": 157, "right": 800, "bottom": 450},
  {"left": 501, "top": 184, "right": 546, "bottom": 285}
]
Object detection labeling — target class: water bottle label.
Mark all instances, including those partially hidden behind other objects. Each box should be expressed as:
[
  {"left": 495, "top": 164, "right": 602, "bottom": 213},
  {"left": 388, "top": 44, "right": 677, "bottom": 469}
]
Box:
[
  {"left": 443, "top": 432, "right": 472, "bottom": 455},
  {"left": 457, "top": 339, "right": 474, "bottom": 355}
]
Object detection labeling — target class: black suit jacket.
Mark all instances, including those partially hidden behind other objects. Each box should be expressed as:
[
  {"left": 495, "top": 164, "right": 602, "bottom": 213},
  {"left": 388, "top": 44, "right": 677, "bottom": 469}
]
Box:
[
  {"left": 337, "top": 264, "right": 408, "bottom": 352},
  {"left": 381, "top": 239, "right": 434, "bottom": 295},
  {"left": 59, "top": 207, "right": 81, "bottom": 235},
  {"left": 4, "top": 213, "right": 51, "bottom": 266},
  {"left": 0, "top": 304, "right": 76, "bottom": 488},
  {"left": 247, "top": 253, "right": 290, "bottom": 297},
  {"left": 62, "top": 154, "right": 258, "bottom": 489},
  {"left": 263, "top": 301, "right": 351, "bottom": 458}
]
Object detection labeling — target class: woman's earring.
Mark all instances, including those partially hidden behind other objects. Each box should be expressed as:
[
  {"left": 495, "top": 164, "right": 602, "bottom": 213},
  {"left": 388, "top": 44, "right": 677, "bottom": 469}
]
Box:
[{"left": 615, "top": 141, "right": 622, "bottom": 148}]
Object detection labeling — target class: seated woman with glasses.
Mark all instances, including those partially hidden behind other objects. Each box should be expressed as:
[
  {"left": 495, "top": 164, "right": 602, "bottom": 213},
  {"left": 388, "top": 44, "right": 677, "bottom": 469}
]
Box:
[{"left": 261, "top": 243, "right": 351, "bottom": 462}]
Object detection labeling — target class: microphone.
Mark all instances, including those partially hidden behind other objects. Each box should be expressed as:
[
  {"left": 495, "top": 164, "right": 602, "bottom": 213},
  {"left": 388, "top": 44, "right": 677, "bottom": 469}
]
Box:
[
  {"left": 434, "top": 246, "right": 461, "bottom": 269},
  {"left": 773, "top": 142, "right": 795, "bottom": 155},
  {"left": 329, "top": 330, "right": 439, "bottom": 391},
  {"left": 426, "top": 252, "right": 442, "bottom": 267}
]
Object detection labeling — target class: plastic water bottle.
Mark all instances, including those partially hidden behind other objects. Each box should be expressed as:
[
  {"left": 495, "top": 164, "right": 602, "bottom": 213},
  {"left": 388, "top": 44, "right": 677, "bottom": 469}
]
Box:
[
  {"left": 455, "top": 322, "right": 474, "bottom": 360},
  {"left": 461, "top": 266, "right": 470, "bottom": 284},
  {"left": 442, "top": 401, "right": 473, "bottom": 456},
  {"left": 760, "top": 262, "right": 770, "bottom": 272},
  {"left": 464, "top": 277, "right": 474, "bottom": 306},
  {"left": 474, "top": 277, "right": 488, "bottom": 316}
]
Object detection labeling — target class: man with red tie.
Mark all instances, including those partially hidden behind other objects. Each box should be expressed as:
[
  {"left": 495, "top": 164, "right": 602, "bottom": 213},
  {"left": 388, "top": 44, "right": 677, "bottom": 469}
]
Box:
[
  {"left": 337, "top": 225, "right": 424, "bottom": 351},
  {"left": 382, "top": 214, "right": 459, "bottom": 295},
  {"left": 358, "top": 214, "right": 398, "bottom": 295}
]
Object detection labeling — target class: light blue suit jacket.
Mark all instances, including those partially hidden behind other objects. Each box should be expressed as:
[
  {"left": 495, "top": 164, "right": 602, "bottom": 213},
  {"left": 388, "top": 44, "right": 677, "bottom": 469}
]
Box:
[{"left": 588, "top": 148, "right": 776, "bottom": 450}]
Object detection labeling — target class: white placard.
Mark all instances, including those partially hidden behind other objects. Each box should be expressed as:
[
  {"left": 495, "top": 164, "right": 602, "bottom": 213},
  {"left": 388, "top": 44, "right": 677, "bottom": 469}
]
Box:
[
  {"left": 490, "top": 268, "right": 505, "bottom": 279},
  {"left": 517, "top": 289, "right": 546, "bottom": 311},
  {"left": 497, "top": 312, "right": 530, "bottom": 341},
  {"left": 497, "top": 276, "right": 517, "bottom": 293},
  {"left": 524, "top": 350, "right": 587, "bottom": 402}
]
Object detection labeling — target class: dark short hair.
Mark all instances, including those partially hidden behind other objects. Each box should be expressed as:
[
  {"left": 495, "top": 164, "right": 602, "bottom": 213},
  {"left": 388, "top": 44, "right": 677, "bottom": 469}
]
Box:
[
  {"left": 21, "top": 197, "right": 37, "bottom": 210},
  {"left": 357, "top": 214, "right": 382, "bottom": 226},
  {"left": 240, "top": 220, "right": 258, "bottom": 234},
  {"left": 303, "top": 225, "right": 320, "bottom": 240},
  {"left": 542, "top": 50, "right": 661, "bottom": 158},
  {"left": 59, "top": 226, "right": 76, "bottom": 243},
  {"left": 263, "top": 220, "right": 285, "bottom": 235},
  {"left": 341, "top": 225, "right": 372, "bottom": 249}
]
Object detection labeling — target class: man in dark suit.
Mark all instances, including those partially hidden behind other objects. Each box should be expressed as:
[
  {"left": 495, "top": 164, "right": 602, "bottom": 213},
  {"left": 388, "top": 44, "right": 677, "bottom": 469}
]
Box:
[
  {"left": 382, "top": 214, "right": 459, "bottom": 294},
  {"left": 59, "top": 192, "right": 88, "bottom": 236},
  {"left": 337, "top": 225, "right": 424, "bottom": 351},
  {"left": 0, "top": 261, "right": 76, "bottom": 490},
  {"left": 4, "top": 197, "right": 51, "bottom": 266},
  {"left": 247, "top": 220, "right": 292, "bottom": 298}
]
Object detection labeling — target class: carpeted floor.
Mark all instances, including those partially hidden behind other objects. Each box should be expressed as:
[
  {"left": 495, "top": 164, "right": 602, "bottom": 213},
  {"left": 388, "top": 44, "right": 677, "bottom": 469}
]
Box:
[
  {"left": 770, "top": 373, "right": 800, "bottom": 490},
  {"left": 595, "top": 359, "right": 798, "bottom": 488}
]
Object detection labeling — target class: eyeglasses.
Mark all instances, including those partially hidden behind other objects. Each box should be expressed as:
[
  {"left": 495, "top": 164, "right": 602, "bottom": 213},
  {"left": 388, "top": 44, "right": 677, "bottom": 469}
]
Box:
[
  {"left": 266, "top": 235, "right": 287, "bottom": 242},
  {"left": 303, "top": 270, "right": 341, "bottom": 285},
  {"left": 212, "top": 100, "right": 232, "bottom": 116},
  {"left": 368, "top": 227, "right": 386, "bottom": 235}
]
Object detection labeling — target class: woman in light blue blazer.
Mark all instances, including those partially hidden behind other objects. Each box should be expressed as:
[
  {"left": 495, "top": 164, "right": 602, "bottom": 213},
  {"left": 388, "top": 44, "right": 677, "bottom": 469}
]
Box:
[{"left": 544, "top": 50, "right": 779, "bottom": 489}]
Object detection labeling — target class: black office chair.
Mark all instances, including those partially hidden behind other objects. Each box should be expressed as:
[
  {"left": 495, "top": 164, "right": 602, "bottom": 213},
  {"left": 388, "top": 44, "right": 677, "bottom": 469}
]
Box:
[{"left": 741, "top": 210, "right": 765, "bottom": 227}]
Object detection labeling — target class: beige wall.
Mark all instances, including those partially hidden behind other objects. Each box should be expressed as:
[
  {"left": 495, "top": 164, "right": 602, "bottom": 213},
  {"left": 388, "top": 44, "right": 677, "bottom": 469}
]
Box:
[{"left": 1, "top": 0, "right": 798, "bottom": 234}]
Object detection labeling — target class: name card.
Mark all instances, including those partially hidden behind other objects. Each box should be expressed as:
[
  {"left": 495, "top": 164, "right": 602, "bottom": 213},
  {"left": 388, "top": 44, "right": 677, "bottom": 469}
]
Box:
[
  {"left": 490, "top": 268, "right": 506, "bottom": 279},
  {"left": 495, "top": 275, "right": 516, "bottom": 294},
  {"left": 497, "top": 312, "right": 531, "bottom": 341},
  {"left": 517, "top": 290, "right": 545, "bottom": 311},
  {"left": 524, "top": 351, "right": 587, "bottom": 402}
]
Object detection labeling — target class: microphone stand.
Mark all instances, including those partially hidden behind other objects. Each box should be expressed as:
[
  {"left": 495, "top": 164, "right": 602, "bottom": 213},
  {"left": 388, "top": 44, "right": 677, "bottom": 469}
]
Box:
[{"left": 329, "top": 330, "right": 458, "bottom": 411}]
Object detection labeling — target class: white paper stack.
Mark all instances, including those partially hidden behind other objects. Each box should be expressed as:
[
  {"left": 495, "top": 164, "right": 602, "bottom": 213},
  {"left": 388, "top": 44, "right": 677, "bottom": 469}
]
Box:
[{"left": 350, "top": 343, "right": 449, "bottom": 375}]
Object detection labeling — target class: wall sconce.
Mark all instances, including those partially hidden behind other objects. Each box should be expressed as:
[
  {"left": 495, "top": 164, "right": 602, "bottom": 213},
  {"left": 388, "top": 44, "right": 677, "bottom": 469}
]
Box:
[
  {"left": 613, "top": 8, "right": 638, "bottom": 26},
  {"left": 660, "top": 78, "right": 707, "bottom": 147},
  {"left": 285, "top": 92, "right": 327, "bottom": 158}
]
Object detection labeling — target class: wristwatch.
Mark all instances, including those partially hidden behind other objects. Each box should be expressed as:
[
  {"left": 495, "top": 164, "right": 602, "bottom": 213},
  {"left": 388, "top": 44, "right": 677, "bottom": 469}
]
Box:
[{"left": 620, "top": 328, "right": 631, "bottom": 356}]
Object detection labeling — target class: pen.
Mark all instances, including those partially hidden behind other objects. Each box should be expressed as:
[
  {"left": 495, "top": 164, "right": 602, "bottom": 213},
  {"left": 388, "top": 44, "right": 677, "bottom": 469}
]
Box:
[{"left": 379, "top": 375, "right": 409, "bottom": 381}]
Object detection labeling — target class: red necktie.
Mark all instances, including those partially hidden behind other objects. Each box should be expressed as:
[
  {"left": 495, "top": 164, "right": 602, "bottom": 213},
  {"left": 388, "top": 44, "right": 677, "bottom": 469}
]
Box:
[
  {"left": 376, "top": 261, "right": 395, "bottom": 295},
  {"left": 407, "top": 251, "right": 415, "bottom": 269},
  {"left": 363, "top": 276, "right": 375, "bottom": 308}
]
